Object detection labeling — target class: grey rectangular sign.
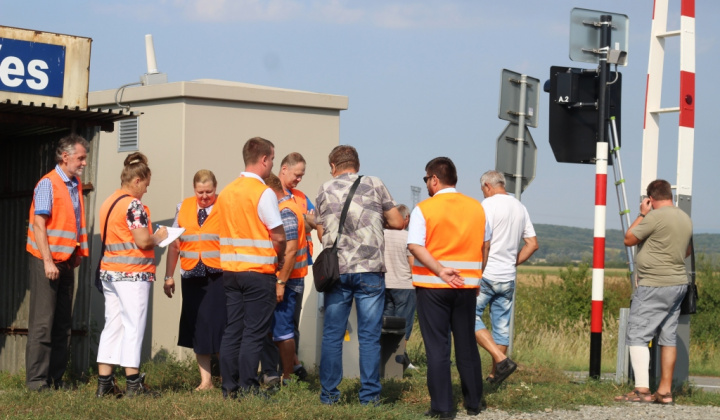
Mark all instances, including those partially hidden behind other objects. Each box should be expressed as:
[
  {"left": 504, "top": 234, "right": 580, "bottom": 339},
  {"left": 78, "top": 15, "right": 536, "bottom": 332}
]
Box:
[
  {"left": 569, "top": 8, "right": 629, "bottom": 66},
  {"left": 498, "top": 69, "right": 540, "bottom": 128}
]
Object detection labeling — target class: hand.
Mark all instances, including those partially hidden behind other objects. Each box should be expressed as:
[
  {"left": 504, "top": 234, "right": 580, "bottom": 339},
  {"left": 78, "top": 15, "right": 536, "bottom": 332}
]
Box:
[
  {"left": 154, "top": 226, "right": 169, "bottom": 243},
  {"left": 276, "top": 283, "right": 285, "bottom": 303},
  {"left": 44, "top": 260, "right": 60, "bottom": 280},
  {"left": 163, "top": 277, "right": 175, "bottom": 298},
  {"left": 73, "top": 253, "right": 83, "bottom": 268},
  {"left": 439, "top": 267, "right": 464, "bottom": 288},
  {"left": 640, "top": 198, "right": 652, "bottom": 216}
]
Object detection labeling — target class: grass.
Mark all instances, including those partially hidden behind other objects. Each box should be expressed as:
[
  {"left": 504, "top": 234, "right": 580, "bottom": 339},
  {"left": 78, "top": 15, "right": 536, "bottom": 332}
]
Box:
[
  {"left": 513, "top": 265, "right": 720, "bottom": 376},
  {"left": 2, "top": 354, "right": 719, "bottom": 420},
  {"left": 3, "top": 264, "right": 720, "bottom": 418}
]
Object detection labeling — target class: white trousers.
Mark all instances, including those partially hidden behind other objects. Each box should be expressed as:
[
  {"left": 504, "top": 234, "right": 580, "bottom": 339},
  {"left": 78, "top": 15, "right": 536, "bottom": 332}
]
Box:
[{"left": 97, "top": 281, "right": 151, "bottom": 368}]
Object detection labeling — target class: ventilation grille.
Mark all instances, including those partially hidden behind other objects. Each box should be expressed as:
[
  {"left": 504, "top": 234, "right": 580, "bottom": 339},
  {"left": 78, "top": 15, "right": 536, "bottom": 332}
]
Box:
[{"left": 118, "top": 118, "right": 139, "bottom": 152}]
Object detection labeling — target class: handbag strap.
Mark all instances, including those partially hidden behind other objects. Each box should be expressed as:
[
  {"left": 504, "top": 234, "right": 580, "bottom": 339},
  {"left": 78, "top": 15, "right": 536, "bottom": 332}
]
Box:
[
  {"left": 332, "top": 176, "right": 363, "bottom": 249},
  {"left": 689, "top": 236, "right": 696, "bottom": 286},
  {"left": 100, "top": 194, "right": 131, "bottom": 253}
]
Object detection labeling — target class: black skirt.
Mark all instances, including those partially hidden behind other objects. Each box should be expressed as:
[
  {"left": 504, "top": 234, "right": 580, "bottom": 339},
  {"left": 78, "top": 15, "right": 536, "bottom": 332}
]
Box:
[{"left": 177, "top": 272, "right": 226, "bottom": 354}]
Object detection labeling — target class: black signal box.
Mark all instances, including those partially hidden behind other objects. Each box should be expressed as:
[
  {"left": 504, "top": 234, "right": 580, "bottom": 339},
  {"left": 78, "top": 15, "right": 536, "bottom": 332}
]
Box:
[{"left": 546, "top": 66, "right": 622, "bottom": 164}]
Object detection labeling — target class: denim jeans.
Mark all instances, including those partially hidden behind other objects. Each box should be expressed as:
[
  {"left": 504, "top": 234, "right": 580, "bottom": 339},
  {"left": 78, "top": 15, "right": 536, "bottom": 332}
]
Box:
[
  {"left": 474, "top": 278, "right": 515, "bottom": 346},
  {"left": 320, "top": 272, "right": 385, "bottom": 405}
]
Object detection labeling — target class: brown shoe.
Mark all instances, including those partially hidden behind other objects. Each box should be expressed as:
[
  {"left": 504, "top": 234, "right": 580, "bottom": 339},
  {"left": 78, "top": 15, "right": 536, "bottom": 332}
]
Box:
[
  {"left": 614, "top": 389, "right": 653, "bottom": 403},
  {"left": 653, "top": 391, "right": 674, "bottom": 405}
]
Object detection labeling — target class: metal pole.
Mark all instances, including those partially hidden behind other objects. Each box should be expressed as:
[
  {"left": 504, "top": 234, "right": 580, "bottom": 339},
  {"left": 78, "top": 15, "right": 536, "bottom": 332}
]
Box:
[
  {"left": 506, "top": 75, "right": 528, "bottom": 357},
  {"left": 608, "top": 117, "right": 636, "bottom": 273},
  {"left": 589, "top": 14, "right": 612, "bottom": 380},
  {"left": 514, "top": 75, "right": 528, "bottom": 199}
]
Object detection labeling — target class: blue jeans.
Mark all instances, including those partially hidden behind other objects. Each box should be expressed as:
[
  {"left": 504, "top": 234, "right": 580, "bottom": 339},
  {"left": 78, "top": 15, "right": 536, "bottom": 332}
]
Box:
[
  {"left": 320, "top": 272, "right": 385, "bottom": 405},
  {"left": 474, "top": 278, "right": 515, "bottom": 346}
]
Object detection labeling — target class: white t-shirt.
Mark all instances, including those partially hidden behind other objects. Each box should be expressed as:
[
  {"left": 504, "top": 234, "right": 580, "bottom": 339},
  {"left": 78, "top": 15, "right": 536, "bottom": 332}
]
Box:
[
  {"left": 482, "top": 194, "right": 536, "bottom": 282},
  {"left": 240, "top": 172, "right": 283, "bottom": 230},
  {"left": 407, "top": 188, "right": 492, "bottom": 246}
]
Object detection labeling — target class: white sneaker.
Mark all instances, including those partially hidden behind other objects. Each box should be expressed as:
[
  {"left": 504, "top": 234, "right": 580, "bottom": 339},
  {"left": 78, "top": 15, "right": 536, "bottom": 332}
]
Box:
[{"left": 407, "top": 363, "right": 418, "bottom": 370}]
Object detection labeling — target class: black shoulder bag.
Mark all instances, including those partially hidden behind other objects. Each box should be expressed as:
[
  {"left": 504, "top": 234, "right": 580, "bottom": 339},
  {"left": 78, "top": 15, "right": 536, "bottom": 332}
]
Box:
[
  {"left": 680, "top": 237, "right": 698, "bottom": 315},
  {"left": 313, "top": 176, "right": 362, "bottom": 293},
  {"left": 94, "top": 194, "right": 130, "bottom": 294}
]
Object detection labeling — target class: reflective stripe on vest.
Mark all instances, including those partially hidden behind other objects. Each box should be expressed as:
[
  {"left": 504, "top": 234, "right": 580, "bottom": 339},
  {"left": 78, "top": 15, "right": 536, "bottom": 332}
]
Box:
[
  {"left": 279, "top": 198, "right": 308, "bottom": 278},
  {"left": 219, "top": 238, "right": 274, "bottom": 248},
  {"left": 26, "top": 169, "right": 88, "bottom": 262},
  {"left": 177, "top": 196, "right": 222, "bottom": 270},
  {"left": 99, "top": 191, "right": 155, "bottom": 274},
  {"left": 291, "top": 188, "right": 314, "bottom": 262},
  {"left": 411, "top": 259, "right": 481, "bottom": 286},
  {"left": 217, "top": 176, "right": 278, "bottom": 274},
  {"left": 411, "top": 192, "right": 485, "bottom": 289}
]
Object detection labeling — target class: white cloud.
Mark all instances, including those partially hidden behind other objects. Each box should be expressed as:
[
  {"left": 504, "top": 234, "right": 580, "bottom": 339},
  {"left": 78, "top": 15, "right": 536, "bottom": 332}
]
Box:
[
  {"left": 371, "top": 3, "right": 475, "bottom": 29},
  {"left": 178, "top": 0, "right": 305, "bottom": 22},
  {"left": 158, "top": 0, "right": 488, "bottom": 28}
]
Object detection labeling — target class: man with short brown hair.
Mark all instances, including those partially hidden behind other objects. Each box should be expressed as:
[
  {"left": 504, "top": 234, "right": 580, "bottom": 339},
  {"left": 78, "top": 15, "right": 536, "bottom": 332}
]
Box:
[
  {"left": 217, "top": 137, "right": 286, "bottom": 398},
  {"left": 616, "top": 179, "right": 692, "bottom": 405},
  {"left": 316, "top": 145, "right": 404, "bottom": 405}
]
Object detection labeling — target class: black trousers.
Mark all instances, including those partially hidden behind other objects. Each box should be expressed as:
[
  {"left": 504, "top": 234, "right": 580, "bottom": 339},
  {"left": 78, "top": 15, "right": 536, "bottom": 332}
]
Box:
[
  {"left": 416, "top": 287, "right": 483, "bottom": 412},
  {"left": 26, "top": 256, "right": 75, "bottom": 390},
  {"left": 219, "top": 271, "right": 276, "bottom": 393}
]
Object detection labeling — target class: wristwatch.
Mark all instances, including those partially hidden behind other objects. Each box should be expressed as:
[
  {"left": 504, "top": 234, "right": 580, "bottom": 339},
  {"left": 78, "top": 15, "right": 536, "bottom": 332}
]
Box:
[{"left": 277, "top": 280, "right": 286, "bottom": 285}]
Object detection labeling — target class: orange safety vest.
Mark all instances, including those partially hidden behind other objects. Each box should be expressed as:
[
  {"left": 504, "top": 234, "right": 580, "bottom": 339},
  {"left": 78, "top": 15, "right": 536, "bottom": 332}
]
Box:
[
  {"left": 177, "top": 196, "right": 221, "bottom": 270},
  {"left": 279, "top": 199, "right": 308, "bottom": 279},
  {"left": 290, "top": 188, "right": 314, "bottom": 258},
  {"left": 99, "top": 190, "right": 155, "bottom": 274},
  {"left": 218, "top": 176, "right": 278, "bottom": 274},
  {"left": 26, "top": 169, "right": 88, "bottom": 262},
  {"left": 411, "top": 192, "right": 485, "bottom": 289}
]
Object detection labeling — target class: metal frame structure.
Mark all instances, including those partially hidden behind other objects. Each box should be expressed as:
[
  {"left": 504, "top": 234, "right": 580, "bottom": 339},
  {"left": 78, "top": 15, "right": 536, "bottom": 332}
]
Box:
[{"left": 640, "top": 0, "right": 695, "bottom": 388}]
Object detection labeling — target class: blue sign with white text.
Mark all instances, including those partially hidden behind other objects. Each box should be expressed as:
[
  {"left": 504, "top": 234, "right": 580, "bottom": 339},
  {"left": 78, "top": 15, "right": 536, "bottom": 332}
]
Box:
[{"left": 0, "top": 37, "right": 65, "bottom": 97}]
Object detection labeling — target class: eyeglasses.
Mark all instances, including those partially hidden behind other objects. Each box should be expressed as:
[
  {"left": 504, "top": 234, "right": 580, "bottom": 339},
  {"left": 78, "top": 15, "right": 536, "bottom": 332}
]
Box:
[{"left": 423, "top": 175, "right": 431, "bottom": 183}]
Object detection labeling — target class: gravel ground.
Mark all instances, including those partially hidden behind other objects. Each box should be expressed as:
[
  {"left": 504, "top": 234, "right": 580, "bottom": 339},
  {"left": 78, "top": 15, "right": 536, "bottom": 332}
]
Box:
[{"left": 452, "top": 404, "right": 720, "bottom": 419}]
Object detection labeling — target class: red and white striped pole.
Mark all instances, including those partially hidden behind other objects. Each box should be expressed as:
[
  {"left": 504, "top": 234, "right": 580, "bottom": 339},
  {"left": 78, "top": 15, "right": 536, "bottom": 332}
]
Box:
[
  {"left": 590, "top": 142, "right": 608, "bottom": 378},
  {"left": 589, "top": 14, "right": 612, "bottom": 380}
]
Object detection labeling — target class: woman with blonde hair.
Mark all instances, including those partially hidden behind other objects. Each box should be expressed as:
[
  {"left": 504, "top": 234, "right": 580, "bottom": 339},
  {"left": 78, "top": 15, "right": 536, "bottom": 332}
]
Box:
[
  {"left": 95, "top": 152, "right": 167, "bottom": 397},
  {"left": 163, "top": 169, "right": 225, "bottom": 391}
]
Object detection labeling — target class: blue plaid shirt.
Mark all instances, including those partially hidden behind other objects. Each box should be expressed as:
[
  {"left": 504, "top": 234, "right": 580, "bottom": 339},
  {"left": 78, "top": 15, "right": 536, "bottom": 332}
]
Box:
[{"left": 33, "top": 165, "right": 82, "bottom": 239}]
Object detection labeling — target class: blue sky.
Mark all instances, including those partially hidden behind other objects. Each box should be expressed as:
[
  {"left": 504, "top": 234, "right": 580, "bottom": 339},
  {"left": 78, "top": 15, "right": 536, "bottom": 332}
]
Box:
[{"left": 3, "top": 0, "right": 719, "bottom": 232}]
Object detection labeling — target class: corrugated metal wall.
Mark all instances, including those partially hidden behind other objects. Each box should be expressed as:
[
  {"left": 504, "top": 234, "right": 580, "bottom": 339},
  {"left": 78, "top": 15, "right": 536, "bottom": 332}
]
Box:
[{"left": 0, "top": 126, "right": 98, "bottom": 376}]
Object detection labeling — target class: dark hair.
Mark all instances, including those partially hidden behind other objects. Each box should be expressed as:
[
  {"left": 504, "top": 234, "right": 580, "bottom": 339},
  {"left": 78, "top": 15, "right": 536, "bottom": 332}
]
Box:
[
  {"left": 121, "top": 152, "right": 151, "bottom": 185},
  {"left": 281, "top": 152, "right": 306, "bottom": 168},
  {"left": 425, "top": 157, "right": 457, "bottom": 186},
  {"left": 263, "top": 172, "right": 284, "bottom": 194},
  {"left": 328, "top": 145, "right": 360, "bottom": 172},
  {"left": 55, "top": 134, "right": 89, "bottom": 163},
  {"left": 647, "top": 179, "right": 673, "bottom": 201},
  {"left": 243, "top": 137, "right": 274, "bottom": 165}
]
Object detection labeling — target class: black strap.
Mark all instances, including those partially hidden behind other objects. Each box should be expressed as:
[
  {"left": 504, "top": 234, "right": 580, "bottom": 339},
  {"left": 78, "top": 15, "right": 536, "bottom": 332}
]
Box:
[
  {"left": 100, "top": 194, "right": 130, "bottom": 257},
  {"left": 331, "top": 176, "right": 363, "bottom": 249}
]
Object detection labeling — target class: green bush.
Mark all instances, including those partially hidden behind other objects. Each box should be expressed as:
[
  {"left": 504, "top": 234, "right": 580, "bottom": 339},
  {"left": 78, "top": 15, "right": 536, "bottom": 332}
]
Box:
[
  {"left": 512, "top": 264, "right": 632, "bottom": 332},
  {"left": 692, "top": 255, "right": 720, "bottom": 346}
]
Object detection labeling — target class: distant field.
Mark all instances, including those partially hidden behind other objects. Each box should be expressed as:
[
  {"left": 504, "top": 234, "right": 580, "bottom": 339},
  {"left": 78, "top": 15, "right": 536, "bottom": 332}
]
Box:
[{"left": 517, "top": 265, "right": 630, "bottom": 286}]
